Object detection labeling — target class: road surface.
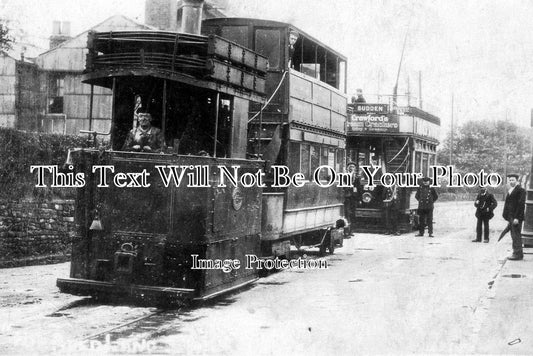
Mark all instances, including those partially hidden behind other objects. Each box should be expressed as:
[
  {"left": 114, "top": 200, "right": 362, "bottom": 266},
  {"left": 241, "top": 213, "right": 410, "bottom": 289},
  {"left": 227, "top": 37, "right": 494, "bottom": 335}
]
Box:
[{"left": 1, "top": 201, "right": 531, "bottom": 355}]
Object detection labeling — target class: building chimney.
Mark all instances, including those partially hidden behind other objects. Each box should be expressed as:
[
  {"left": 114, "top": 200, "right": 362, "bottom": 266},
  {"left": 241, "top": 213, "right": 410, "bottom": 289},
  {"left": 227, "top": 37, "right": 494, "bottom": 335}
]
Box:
[
  {"left": 179, "top": 0, "right": 204, "bottom": 34},
  {"left": 145, "top": 0, "right": 179, "bottom": 31},
  {"left": 52, "top": 21, "right": 61, "bottom": 35},
  {"left": 62, "top": 21, "right": 71, "bottom": 36},
  {"left": 49, "top": 21, "right": 72, "bottom": 49}
]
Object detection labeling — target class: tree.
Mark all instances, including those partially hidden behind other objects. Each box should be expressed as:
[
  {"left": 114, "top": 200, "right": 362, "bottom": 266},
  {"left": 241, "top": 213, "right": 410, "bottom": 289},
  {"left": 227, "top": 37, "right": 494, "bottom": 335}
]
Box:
[
  {"left": 0, "top": 21, "right": 13, "bottom": 51},
  {"left": 438, "top": 120, "right": 532, "bottom": 177}
]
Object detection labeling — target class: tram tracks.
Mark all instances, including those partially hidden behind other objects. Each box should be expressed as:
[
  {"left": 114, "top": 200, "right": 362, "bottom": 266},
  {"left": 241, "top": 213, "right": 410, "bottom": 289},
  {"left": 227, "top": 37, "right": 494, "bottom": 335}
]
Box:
[{"left": 41, "top": 296, "right": 175, "bottom": 352}]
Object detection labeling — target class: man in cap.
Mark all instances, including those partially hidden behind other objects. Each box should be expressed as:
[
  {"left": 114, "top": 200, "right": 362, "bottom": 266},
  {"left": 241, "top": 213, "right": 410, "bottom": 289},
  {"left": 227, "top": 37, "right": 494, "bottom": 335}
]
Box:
[
  {"left": 415, "top": 177, "right": 438, "bottom": 237},
  {"left": 353, "top": 88, "right": 366, "bottom": 103},
  {"left": 502, "top": 173, "right": 526, "bottom": 260},
  {"left": 382, "top": 183, "right": 400, "bottom": 235}
]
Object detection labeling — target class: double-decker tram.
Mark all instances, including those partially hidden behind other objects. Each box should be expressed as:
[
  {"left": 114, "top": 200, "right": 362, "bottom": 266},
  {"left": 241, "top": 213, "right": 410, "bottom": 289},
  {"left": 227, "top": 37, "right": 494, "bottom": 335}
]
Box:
[
  {"left": 346, "top": 101, "right": 440, "bottom": 233},
  {"left": 57, "top": 8, "right": 349, "bottom": 304},
  {"left": 202, "top": 18, "right": 349, "bottom": 257}
]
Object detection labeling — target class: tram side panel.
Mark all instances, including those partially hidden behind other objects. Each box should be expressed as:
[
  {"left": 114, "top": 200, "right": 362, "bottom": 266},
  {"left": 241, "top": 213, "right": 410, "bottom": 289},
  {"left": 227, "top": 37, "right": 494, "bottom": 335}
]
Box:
[
  {"left": 264, "top": 72, "right": 346, "bottom": 254},
  {"left": 66, "top": 151, "right": 262, "bottom": 300}
]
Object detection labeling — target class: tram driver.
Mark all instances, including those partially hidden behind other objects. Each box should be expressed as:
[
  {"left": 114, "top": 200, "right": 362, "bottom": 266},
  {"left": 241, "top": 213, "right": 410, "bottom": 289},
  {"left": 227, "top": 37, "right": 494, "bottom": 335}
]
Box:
[{"left": 122, "top": 113, "right": 165, "bottom": 152}]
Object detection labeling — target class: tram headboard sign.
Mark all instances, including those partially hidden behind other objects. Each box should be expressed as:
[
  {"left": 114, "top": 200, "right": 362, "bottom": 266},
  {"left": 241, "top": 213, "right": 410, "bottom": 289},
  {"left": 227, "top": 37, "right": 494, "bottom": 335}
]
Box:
[
  {"left": 348, "top": 113, "right": 399, "bottom": 133},
  {"left": 350, "top": 103, "right": 389, "bottom": 114},
  {"left": 347, "top": 103, "right": 398, "bottom": 133}
]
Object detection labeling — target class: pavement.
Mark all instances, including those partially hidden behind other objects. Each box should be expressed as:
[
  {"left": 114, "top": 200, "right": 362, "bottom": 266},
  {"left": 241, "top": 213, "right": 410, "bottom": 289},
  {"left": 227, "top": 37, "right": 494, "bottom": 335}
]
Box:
[
  {"left": 0, "top": 201, "right": 532, "bottom": 355},
  {"left": 473, "top": 249, "right": 533, "bottom": 354}
]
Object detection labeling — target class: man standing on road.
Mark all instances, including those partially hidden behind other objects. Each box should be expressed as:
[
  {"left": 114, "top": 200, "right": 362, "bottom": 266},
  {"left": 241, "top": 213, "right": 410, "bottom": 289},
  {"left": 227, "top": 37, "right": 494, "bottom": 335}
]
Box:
[
  {"left": 415, "top": 177, "right": 438, "bottom": 237},
  {"left": 344, "top": 163, "right": 359, "bottom": 233},
  {"left": 502, "top": 173, "right": 526, "bottom": 260},
  {"left": 472, "top": 187, "right": 497, "bottom": 243},
  {"left": 383, "top": 184, "right": 400, "bottom": 235}
]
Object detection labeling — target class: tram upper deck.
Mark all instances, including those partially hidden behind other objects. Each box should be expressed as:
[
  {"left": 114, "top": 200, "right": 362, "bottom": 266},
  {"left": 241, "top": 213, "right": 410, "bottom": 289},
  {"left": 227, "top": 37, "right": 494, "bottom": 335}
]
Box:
[{"left": 203, "top": 18, "right": 349, "bottom": 243}]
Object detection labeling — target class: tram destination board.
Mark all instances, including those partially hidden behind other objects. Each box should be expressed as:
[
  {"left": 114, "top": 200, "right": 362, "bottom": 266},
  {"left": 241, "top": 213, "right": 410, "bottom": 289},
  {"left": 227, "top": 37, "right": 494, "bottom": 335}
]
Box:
[
  {"left": 351, "top": 103, "right": 389, "bottom": 114},
  {"left": 348, "top": 113, "right": 399, "bottom": 133}
]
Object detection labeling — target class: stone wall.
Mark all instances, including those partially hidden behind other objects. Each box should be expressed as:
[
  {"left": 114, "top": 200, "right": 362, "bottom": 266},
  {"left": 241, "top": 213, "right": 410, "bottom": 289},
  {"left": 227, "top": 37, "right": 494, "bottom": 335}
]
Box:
[{"left": 0, "top": 199, "right": 75, "bottom": 268}]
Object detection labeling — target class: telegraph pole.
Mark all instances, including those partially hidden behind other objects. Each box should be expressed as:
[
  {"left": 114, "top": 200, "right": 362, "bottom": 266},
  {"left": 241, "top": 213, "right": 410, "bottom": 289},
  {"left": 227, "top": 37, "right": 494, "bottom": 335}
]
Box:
[
  {"left": 418, "top": 71, "right": 423, "bottom": 109},
  {"left": 449, "top": 94, "right": 454, "bottom": 165},
  {"left": 503, "top": 110, "right": 508, "bottom": 179}
]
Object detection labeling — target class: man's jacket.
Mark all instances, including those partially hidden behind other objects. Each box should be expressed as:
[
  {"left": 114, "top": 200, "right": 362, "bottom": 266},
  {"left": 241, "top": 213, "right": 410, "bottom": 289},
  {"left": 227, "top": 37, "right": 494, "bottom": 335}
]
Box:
[
  {"left": 502, "top": 185, "right": 526, "bottom": 222},
  {"left": 475, "top": 192, "right": 497, "bottom": 219},
  {"left": 415, "top": 185, "right": 438, "bottom": 210}
]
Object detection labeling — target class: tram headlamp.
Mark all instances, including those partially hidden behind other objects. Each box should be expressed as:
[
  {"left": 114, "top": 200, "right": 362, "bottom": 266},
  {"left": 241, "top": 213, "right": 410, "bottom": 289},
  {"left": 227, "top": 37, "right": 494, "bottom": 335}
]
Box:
[
  {"left": 362, "top": 192, "right": 373, "bottom": 203},
  {"left": 89, "top": 209, "right": 103, "bottom": 231}
]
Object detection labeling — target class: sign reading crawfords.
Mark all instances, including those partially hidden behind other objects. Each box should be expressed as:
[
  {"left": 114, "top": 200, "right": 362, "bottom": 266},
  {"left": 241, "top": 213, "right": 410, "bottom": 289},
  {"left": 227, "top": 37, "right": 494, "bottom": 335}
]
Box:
[
  {"left": 347, "top": 103, "right": 398, "bottom": 133},
  {"left": 348, "top": 114, "right": 399, "bottom": 133}
]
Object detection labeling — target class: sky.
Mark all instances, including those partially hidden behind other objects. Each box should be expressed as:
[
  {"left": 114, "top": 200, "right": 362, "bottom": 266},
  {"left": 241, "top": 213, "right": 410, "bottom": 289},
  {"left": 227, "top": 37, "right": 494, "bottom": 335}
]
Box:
[{"left": 2, "top": 0, "right": 533, "bottom": 138}]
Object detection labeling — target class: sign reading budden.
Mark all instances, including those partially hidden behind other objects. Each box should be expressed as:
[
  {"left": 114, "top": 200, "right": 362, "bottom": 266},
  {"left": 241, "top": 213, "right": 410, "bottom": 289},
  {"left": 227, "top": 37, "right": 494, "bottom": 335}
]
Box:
[{"left": 30, "top": 164, "right": 502, "bottom": 189}]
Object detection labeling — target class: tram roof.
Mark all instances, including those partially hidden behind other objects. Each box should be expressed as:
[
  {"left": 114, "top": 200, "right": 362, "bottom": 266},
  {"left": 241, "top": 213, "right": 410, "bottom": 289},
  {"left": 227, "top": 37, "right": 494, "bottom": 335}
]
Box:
[{"left": 202, "top": 17, "right": 348, "bottom": 61}]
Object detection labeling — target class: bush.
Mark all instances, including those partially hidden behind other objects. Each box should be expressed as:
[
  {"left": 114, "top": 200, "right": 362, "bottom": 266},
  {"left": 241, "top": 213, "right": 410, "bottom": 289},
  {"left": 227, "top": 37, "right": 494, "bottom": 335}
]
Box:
[{"left": 0, "top": 128, "right": 88, "bottom": 200}]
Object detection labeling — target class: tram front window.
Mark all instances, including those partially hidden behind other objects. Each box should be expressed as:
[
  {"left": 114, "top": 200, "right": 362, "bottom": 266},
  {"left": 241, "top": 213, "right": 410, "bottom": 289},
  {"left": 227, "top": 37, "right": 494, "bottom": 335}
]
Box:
[
  {"left": 356, "top": 150, "right": 384, "bottom": 183},
  {"left": 112, "top": 78, "right": 233, "bottom": 157}
]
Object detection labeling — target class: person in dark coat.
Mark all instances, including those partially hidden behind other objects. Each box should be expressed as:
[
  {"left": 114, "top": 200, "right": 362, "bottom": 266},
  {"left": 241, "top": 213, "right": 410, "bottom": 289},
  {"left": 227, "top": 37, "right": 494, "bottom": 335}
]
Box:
[
  {"left": 502, "top": 173, "right": 526, "bottom": 260},
  {"left": 382, "top": 184, "right": 400, "bottom": 235},
  {"left": 415, "top": 177, "right": 438, "bottom": 237},
  {"left": 472, "top": 187, "right": 497, "bottom": 243},
  {"left": 344, "top": 163, "right": 360, "bottom": 233},
  {"left": 353, "top": 88, "right": 366, "bottom": 103},
  {"left": 122, "top": 113, "right": 165, "bottom": 152}
]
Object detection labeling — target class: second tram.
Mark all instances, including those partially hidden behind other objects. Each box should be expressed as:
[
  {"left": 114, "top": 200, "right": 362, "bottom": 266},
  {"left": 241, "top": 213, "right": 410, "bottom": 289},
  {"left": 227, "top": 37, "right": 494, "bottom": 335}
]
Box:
[{"left": 346, "top": 102, "right": 441, "bottom": 233}]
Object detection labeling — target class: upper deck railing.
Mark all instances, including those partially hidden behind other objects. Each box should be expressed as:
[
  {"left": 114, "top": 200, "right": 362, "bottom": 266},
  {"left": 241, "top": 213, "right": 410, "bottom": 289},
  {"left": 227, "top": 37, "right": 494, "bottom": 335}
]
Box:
[{"left": 84, "top": 31, "right": 268, "bottom": 96}]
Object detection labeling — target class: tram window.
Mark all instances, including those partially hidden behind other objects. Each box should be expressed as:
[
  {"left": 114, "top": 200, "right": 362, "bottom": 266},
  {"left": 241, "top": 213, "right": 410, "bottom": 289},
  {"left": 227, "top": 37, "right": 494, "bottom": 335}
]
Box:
[
  {"left": 336, "top": 148, "right": 345, "bottom": 173},
  {"left": 300, "top": 63, "right": 320, "bottom": 80},
  {"left": 215, "top": 97, "right": 233, "bottom": 157},
  {"left": 323, "top": 148, "right": 335, "bottom": 180},
  {"left": 415, "top": 152, "right": 422, "bottom": 174},
  {"left": 301, "top": 143, "right": 310, "bottom": 178},
  {"left": 358, "top": 152, "right": 367, "bottom": 168},
  {"left": 338, "top": 61, "right": 346, "bottom": 93},
  {"left": 422, "top": 153, "right": 429, "bottom": 177},
  {"left": 328, "top": 148, "right": 335, "bottom": 168},
  {"left": 255, "top": 29, "right": 281, "bottom": 70},
  {"left": 289, "top": 142, "right": 301, "bottom": 173},
  {"left": 320, "top": 147, "right": 328, "bottom": 166},
  {"left": 112, "top": 79, "right": 165, "bottom": 151},
  {"left": 310, "top": 144, "right": 320, "bottom": 178},
  {"left": 111, "top": 78, "right": 234, "bottom": 157},
  {"left": 317, "top": 146, "right": 327, "bottom": 180},
  {"left": 221, "top": 26, "right": 248, "bottom": 47},
  {"left": 430, "top": 153, "right": 436, "bottom": 166},
  {"left": 291, "top": 35, "right": 343, "bottom": 90}
]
